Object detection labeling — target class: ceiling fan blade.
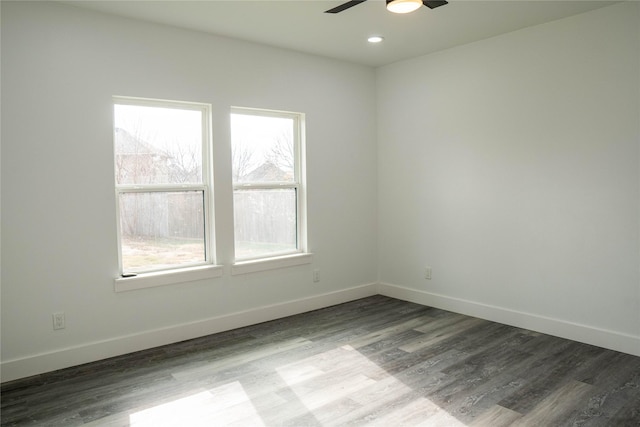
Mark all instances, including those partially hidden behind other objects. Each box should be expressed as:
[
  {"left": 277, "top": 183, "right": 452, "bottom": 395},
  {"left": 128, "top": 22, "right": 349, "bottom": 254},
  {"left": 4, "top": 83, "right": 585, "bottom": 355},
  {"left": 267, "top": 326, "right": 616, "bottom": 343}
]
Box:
[
  {"left": 325, "top": 0, "right": 367, "bottom": 14},
  {"left": 423, "top": 0, "right": 448, "bottom": 9}
]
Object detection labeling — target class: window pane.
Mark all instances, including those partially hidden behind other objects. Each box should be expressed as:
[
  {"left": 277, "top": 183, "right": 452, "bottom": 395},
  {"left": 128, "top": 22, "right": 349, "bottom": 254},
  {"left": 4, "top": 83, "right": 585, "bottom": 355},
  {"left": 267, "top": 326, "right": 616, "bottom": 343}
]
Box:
[
  {"left": 234, "top": 188, "right": 297, "bottom": 259},
  {"left": 231, "top": 114, "right": 294, "bottom": 184},
  {"left": 119, "top": 191, "right": 205, "bottom": 272},
  {"left": 114, "top": 104, "right": 202, "bottom": 185}
]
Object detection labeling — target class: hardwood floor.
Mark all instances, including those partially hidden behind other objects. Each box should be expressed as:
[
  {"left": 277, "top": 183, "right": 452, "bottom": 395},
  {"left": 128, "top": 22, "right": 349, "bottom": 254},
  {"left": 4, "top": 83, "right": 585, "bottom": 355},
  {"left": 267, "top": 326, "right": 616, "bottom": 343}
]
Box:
[{"left": 2, "top": 295, "right": 639, "bottom": 426}]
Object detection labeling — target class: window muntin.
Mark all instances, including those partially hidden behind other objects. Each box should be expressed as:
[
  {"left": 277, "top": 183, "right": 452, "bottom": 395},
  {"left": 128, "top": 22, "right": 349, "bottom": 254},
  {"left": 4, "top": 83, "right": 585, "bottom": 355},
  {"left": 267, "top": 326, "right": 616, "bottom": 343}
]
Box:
[
  {"left": 114, "top": 97, "right": 212, "bottom": 274},
  {"left": 231, "top": 108, "right": 305, "bottom": 261}
]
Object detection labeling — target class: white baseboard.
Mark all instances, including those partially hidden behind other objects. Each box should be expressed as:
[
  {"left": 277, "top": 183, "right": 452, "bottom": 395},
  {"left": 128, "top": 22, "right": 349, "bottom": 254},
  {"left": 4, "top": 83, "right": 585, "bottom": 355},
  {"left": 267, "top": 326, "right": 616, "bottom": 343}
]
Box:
[
  {"left": 378, "top": 282, "right": 640, "bottom": 357},
  {"left": 4, "top": 282, "right": 637, "bottom": 383},
  {"left": 1, "top": 283, "right": 378, "bottom": 383}
]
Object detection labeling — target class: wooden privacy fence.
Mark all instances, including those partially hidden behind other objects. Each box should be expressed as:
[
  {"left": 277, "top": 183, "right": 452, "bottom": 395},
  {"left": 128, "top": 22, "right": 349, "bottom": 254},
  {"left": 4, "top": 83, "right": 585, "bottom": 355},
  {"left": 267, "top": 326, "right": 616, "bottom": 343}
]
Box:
[{"left": 233, "top": 189, "right": 296, "bottom": 245}]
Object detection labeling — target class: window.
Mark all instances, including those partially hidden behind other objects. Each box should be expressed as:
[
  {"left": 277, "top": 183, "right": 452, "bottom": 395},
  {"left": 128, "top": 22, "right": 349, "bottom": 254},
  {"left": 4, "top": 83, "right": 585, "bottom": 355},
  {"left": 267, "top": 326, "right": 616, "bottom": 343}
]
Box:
[
  {"left": 114, "top": 97, "right": 213, "bottom": 276},
  {"left": 230, "top": 108, "right": 307, "bottom": 262}
]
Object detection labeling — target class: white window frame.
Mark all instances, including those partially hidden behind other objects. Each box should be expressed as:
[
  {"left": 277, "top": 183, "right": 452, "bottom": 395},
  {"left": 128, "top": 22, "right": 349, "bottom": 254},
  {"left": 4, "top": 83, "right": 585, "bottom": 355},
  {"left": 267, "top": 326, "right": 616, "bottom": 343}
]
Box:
[
  {"left": 230, "top": 107, "right": 310, "bottom": 274},
  {"left": 113, "top": 96, "right": 222, "bottom": 291}
]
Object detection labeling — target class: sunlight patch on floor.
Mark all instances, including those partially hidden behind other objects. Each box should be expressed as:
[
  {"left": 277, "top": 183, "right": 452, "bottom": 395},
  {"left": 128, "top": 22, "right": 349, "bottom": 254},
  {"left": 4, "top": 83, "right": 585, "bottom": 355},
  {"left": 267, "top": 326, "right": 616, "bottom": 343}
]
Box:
[
  {"left": 274, "top": 345, "right": 467, "bottom": 425},
  {"left": 129, "top": 383, "right": 264, "bottom": 426},
  {"left": 128, "top": 345, "right": 471, "bottom": 426}
]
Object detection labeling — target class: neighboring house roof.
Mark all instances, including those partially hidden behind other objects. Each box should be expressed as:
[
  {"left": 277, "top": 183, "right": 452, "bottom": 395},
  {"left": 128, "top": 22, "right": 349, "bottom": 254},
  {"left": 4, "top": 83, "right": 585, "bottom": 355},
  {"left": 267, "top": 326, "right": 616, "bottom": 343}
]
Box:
[
  {"left": 114, "top": 128, "right": 168, "bottom": 158},
  {"left": 245, "top": 161, "right": 292, "bottom": 182}
]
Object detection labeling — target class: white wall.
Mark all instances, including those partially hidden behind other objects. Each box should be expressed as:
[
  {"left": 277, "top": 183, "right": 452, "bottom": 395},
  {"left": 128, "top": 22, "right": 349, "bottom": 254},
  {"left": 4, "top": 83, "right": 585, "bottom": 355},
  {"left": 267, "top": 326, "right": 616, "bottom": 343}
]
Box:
[
  {"left": 378, "top": 2, "right": 640, "bottom": 355},
  {"left": 0, "top": 1, "right": 378, "bottom": 381}
]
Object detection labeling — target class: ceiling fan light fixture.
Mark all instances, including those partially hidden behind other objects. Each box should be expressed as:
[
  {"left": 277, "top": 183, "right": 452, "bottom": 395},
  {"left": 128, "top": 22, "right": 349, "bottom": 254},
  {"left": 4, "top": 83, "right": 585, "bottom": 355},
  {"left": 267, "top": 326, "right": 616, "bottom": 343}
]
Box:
[{"left": 386, "top": 0, "right": 422, "bottom": 14}]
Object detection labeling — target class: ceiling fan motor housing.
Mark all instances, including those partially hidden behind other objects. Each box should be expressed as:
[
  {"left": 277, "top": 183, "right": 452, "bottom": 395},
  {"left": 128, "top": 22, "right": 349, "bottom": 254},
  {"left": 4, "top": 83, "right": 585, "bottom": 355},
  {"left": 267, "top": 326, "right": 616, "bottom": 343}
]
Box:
[{"left": 325, "top": 0, "right": 448, "bottom": 14}]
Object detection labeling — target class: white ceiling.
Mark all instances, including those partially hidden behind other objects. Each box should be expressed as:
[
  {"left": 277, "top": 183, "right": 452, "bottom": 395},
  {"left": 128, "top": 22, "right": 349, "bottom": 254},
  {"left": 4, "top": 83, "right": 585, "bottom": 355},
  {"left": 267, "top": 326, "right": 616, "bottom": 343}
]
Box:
[{"left": 62, "top": 0, "right": 620, "bottom": 67}]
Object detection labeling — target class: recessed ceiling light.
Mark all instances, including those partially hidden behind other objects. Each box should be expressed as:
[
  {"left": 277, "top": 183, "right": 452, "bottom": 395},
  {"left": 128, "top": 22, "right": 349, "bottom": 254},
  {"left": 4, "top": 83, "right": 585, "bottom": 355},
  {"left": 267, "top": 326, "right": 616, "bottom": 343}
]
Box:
[{"left": 368, "top": 36, "right": 384, "bottom": 43}]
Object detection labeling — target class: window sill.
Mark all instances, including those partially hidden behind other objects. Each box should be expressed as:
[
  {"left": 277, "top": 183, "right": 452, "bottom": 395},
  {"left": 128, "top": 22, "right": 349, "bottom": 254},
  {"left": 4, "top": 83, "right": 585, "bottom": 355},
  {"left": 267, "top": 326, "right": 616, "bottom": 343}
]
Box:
[
  {"left": 231, "top": 253, "right": 313, "bottom": 276},
  {"left": 114, "top": 264, "right": 224, "bottom": 292}
]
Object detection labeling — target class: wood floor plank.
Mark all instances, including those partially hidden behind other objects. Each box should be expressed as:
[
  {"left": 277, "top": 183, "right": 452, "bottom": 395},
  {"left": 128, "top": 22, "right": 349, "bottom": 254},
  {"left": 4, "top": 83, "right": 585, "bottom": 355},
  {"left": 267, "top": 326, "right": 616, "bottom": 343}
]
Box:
[
  {"left": 2, "top": 295, "right": 639, "bottom": 427},
  {"left": 569, "top": 365, "right": 640, "bottom": 426},
  {"left": 469, "top": 404, "right": 522, "bottom": 426},
  {"left": 171, "top": 336, "right": 312, "bottom": 381},
  {"left": 364, "top": 395, "right": 456, "bottom": 427},
  {"left": 511, "top": 380, "right": 594, "bottom": 426},
  {"left": 348, "top": 313, "right": 435, "bottom": 349},
  {"left": 398, "top": 317, "right": 485, "bottom": 353},
  {"left": 497, "top": 340, "right": 606, "bottom": 414}
]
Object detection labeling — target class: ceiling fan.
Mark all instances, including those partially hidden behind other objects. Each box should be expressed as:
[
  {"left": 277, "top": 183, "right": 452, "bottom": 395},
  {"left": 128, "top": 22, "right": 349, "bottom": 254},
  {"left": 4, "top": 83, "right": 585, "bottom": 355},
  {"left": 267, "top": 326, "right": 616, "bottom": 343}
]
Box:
[{"left": 325, "top": 0, "right": 448, "bottom": 14}]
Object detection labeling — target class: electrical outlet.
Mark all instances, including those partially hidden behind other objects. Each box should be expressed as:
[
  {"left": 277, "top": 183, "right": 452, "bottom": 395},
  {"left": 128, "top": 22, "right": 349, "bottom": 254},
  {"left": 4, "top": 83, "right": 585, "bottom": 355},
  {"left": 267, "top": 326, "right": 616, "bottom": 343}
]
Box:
[
  {"left": 53, "top": 312, "right": 66, "bottom": 330},
  {"left": 313, "top": 269, "right": 320, "bottom": 283},
  {"left": 424, "top": 267, "right": 432, "bottom": 280}
]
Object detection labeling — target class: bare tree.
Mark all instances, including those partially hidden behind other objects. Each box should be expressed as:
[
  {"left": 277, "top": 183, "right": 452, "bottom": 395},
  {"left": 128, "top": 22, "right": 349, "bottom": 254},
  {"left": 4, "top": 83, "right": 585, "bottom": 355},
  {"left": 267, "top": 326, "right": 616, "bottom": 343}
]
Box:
[
  {"left": 232, "top": 139, "right": 258, "bottom": 182},
  {"left": 167, "top": 140, "right": 201, "bottom": 183},
  {"left": 265, "top": 131, "right": 295, "bottom": 172}
]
